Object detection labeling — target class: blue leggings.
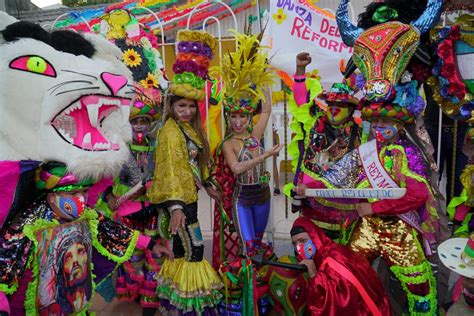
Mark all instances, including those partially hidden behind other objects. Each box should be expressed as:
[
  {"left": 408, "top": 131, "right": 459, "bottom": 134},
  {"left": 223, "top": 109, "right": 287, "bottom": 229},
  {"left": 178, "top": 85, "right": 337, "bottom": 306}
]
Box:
[{"left": 235, "top": 199, "right": 271, "bottom": 252}]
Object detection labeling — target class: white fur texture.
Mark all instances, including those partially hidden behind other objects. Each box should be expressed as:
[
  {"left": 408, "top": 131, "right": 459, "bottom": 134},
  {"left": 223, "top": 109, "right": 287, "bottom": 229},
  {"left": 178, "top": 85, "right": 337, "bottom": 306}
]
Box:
[{"left": 0, "top": 16, "right": 134, "bottom": 180}]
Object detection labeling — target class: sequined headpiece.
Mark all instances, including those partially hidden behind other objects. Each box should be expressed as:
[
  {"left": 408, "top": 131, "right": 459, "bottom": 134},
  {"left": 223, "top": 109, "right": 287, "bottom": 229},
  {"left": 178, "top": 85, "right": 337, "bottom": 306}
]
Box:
[
  {"left": 337, "top": 0, "right": 443, "bottom": 124},
  {"left": 210, "top": 30, "right": 276, "bottom": 114},
  {"left": 101, "top": 9, "right": 165, "bottom": 122},
  {"left": 169, "top": 30, "right": 216, "bottom": 101},
  {"left": 318, "top": 77, "right": 359, "bottom": 106},
  {"left": 35, "top": 162, "right": 94, "bottom": 192}
]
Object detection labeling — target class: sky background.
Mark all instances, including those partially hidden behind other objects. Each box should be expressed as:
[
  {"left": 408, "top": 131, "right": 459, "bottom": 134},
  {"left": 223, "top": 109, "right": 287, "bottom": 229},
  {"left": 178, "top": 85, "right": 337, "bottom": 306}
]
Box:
[{"left": 31, "top": 0, "right": 61, "bottom": 8}]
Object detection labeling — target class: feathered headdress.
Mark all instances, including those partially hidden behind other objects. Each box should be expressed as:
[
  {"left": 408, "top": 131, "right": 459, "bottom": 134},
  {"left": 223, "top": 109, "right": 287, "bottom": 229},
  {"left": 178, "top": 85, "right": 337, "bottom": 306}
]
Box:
[{"left": 210, "top": 30, "right": 276, "bottom": 114}]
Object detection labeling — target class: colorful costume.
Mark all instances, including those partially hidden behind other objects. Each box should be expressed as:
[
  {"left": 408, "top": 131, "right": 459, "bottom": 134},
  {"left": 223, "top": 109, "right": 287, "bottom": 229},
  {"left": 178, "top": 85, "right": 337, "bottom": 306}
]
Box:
[
  {"left": 336, "top": 0, "right": 443, "bottom": 313},
  {"left": 290, "top": 217, "right": 391, "bottom": 316},
  {"left": 147, "top": 29, "right": 222, "bottom": 315},
  {"left": 288, "top": 78, "right": 360, "bottom": 244},
  {"left": 210, "top": 30, "right": 276, "bottom": 259},
  {"left": 95, "top": 10, "right": 166, "bottom": 308},
  {"left": 1, "top": 164, "right": 142, "bottom": 315},
  {"left": 0, "top": 15, "right": 159, "bottom": 315}
]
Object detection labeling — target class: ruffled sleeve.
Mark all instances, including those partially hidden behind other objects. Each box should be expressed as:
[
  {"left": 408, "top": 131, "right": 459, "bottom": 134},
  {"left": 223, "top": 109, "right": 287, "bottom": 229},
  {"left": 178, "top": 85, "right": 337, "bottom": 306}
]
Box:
[
  {"left": 284, "top": 78, "right": 323, "bottom": 196},
  {"left": 372, "top": 177, "right": 429, "bottom": 215}
]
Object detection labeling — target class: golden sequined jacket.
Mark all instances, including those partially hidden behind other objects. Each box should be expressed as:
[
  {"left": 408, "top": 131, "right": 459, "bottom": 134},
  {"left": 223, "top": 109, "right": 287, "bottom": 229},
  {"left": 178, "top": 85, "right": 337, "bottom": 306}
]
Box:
[{"left": 147, "top": 118, "right": 209, "bottom": 206}]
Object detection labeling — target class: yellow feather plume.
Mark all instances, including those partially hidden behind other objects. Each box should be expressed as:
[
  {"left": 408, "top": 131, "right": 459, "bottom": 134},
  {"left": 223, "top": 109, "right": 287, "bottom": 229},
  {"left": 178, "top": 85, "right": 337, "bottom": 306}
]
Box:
[{"left": 210, "top": 29, "right": 276, "bottom": 107}]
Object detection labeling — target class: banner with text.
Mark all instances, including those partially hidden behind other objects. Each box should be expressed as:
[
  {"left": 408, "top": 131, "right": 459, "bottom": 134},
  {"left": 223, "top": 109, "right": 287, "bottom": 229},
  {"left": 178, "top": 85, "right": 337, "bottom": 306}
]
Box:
[{"left": 267, "top": 0, "right": 353, "bottom": 87}]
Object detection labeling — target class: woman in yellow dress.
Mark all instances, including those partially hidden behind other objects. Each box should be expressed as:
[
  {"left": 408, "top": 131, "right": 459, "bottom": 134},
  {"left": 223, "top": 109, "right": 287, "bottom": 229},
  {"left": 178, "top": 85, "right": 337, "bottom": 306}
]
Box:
[{"left": 147, "top": 30, "right": 223, "bottom": 315}]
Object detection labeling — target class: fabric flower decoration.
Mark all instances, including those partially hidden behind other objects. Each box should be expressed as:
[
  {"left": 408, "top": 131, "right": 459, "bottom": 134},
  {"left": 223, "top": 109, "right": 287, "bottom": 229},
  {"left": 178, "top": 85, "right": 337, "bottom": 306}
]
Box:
[
  {"left": 182, "top": 72, "right": 195, "bottom": 84},
  {"left": 122, "top": 49, "right": 142, "bottom": 68},
  {"left": 191, "top": 42, "right": 203, "bottom": 54},
  {"left": 407, "top": 96, "right": 425, "bottom": 116},
  {"left": 140, "top": 72, "right": 159, "bottom": 89},
  {"left": 183, "top": 61, "right": 197, "bottom": 73},
  {"left": 173, "top": 61, "right": 184, "bottom": 74},
  {"left": 196, "top": 65, "right": 208, "bottom": 78},
  {"left": 201, "top": 44, "right": 213, "bottom": 59},
  {"left": 173, "top": 74, "right": 183, "bottom": 84},
  {"left": 178, "top": 41, "right": 192, "bottom": 54},
  {"left": 394, "top": 81, "right": 418, "bottom": 108},
  {"left": 189, "top": 31, "right": 200, "bottom": 42}
]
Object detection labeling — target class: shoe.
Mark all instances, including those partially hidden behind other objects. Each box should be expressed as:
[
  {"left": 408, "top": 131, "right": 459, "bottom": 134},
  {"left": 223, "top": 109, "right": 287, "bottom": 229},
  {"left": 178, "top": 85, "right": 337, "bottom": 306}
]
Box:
[{"left": 274, "top": 188, "right": 281, "bottom": 195}]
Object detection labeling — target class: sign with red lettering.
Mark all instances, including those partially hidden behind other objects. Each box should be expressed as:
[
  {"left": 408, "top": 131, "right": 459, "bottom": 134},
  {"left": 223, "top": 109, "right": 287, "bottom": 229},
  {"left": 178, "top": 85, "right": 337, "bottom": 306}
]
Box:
[{"left": 267, "top": 0, "right": 353, "bottom": 86}]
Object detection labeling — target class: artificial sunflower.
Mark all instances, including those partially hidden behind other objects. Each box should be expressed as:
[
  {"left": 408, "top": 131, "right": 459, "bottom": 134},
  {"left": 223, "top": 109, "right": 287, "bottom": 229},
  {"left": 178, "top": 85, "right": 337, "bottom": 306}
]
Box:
[
  {"left": 140, "top": 72, "right": 159, "bottom": 89},
  {"left": 123, "top": 49, "right": 142, "bottom": 67}
]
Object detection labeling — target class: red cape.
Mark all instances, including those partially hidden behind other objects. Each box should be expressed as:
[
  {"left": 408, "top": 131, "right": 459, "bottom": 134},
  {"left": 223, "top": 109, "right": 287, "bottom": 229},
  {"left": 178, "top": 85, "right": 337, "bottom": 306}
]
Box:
[{"left": 293, "top": 217, "right": 391, "bottom": 316}]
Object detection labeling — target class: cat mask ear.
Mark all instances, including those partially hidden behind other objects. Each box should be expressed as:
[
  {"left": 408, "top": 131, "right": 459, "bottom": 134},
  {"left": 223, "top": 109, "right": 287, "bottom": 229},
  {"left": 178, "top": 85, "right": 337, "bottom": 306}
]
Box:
[{"left": 0, "top": 11, "right": 18, "bottom": 44}]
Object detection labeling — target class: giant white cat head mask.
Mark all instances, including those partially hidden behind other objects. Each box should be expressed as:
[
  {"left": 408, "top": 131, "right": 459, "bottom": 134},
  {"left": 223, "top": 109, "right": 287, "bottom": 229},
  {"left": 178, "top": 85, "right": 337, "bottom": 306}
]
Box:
[{"left": 0, "top": 14, "right": 134, "bottom": 179}]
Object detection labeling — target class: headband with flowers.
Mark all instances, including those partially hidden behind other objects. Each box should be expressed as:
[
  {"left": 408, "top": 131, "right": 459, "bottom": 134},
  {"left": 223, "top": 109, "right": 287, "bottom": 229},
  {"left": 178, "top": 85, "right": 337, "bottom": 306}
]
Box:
[{"left": 100, "top": 9, "right": 165, "bottom": 122}]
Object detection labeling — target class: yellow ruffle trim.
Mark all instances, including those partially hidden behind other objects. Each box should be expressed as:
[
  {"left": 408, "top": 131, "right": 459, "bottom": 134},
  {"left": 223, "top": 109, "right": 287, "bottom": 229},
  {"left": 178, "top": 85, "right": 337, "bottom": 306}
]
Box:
[{"left": 158, "top": 258, "right": 223, "bottom": 297}]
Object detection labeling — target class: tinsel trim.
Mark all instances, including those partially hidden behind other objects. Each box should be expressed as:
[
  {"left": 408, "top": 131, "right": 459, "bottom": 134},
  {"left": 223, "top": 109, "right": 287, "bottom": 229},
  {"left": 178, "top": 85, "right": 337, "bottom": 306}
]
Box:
[
  {"left": 283, "top": 77, "right": 323, "bottom": 196},
  {"left": 158, "top": 285, "right": 222, "bottom": 313},
  {"left": 91, "top": 218, "right": 140, "bottom": 265},
  {"left": 390, "top": 259, "right": 437, "bottom": 315}
]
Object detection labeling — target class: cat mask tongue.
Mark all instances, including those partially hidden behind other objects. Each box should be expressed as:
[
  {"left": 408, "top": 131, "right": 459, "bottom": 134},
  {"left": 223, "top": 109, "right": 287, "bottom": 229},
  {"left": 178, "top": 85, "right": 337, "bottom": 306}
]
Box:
[{"left": 51, "top": 95, "right": 130, "bottom": 151}]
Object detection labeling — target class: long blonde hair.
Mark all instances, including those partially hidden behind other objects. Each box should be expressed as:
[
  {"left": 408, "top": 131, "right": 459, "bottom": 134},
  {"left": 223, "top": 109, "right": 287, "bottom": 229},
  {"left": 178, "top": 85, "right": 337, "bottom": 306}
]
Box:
[{"left": 165, "top": 94, "right": 210, "bottom": 165}]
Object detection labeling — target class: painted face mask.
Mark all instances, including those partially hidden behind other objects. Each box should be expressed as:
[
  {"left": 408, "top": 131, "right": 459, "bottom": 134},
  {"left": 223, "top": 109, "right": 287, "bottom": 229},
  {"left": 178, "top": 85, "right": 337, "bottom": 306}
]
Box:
[
  {"left": 326, "top": 106, "right": 351, "bottom": 125},
  {"left": 295, "top": 239, "right": 317, "bottom": 261},
  {"left": 55, "top": 194, "right": 86, "bottom": 219},
  {"left": 375, "top": 125, "right": 398, "bottom": 142},
  {"left": 131, "top": 118, "right": 150, "bottom": 144}
]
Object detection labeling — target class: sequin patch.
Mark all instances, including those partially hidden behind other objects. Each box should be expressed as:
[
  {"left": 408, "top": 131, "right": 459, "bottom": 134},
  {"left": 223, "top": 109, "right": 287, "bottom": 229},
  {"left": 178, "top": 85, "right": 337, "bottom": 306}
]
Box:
[{"left": 188, "top": 222, "right": 204, "bottom": 247}]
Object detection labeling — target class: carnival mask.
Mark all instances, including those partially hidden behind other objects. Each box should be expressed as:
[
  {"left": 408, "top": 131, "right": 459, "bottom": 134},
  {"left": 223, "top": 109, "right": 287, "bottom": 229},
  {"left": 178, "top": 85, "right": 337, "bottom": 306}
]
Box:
[
  {"left": 54, "top": 193, "right": 86, "bottom": 219},
  {"left": 326, "top": 106, "right": 351, "bottom": 125},
  {"left": 295, "top": 239, "right": 317, "bottom": 261},
  {"left": 375, "top": 125, "right": 398, "bottom": 142},
  {"left": 131, "top": 116, "right": 150, "bottom": 144}
]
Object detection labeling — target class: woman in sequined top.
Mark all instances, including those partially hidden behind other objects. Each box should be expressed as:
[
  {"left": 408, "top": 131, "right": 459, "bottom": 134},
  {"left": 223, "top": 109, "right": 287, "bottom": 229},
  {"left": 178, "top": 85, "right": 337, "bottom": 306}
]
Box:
[{"left": 221, "top": 89, "right": 282, "bottom": 255}]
